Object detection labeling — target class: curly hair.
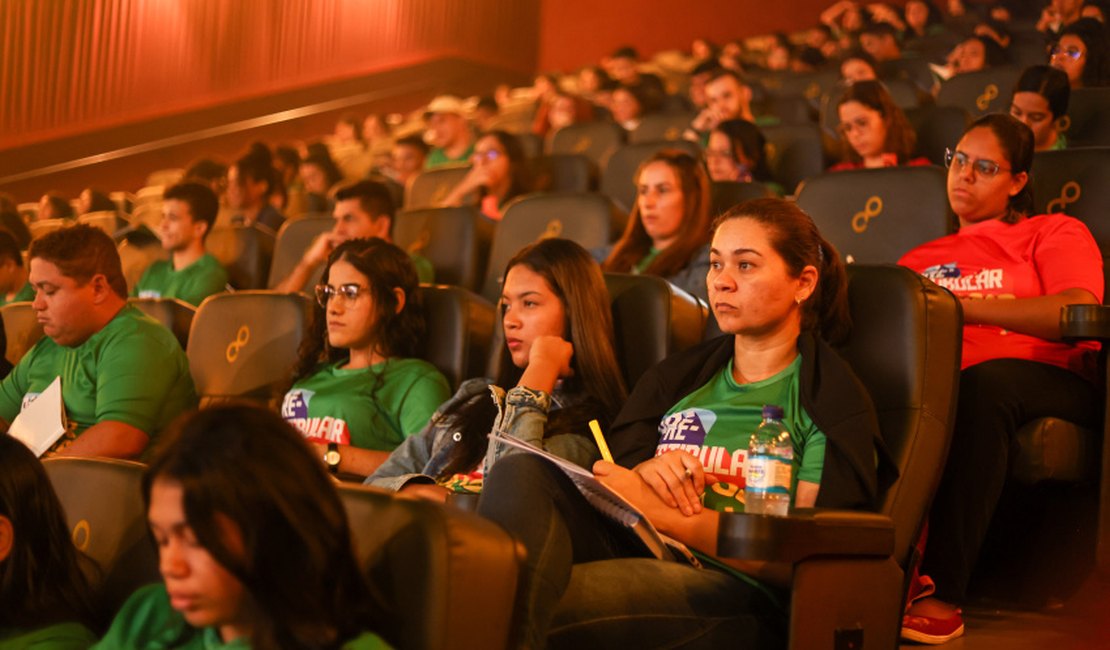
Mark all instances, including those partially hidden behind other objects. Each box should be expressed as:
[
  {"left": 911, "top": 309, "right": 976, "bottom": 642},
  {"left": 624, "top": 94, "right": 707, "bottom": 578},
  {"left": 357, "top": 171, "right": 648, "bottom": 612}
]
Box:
[{"left": 836, "top": 80, "right": 918, "bottom": 164}]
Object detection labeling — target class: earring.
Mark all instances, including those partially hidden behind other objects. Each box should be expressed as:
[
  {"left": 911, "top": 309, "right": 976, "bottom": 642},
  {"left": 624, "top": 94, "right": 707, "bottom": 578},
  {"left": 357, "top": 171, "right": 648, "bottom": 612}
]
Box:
[{"left": 795, "top": 296, "right": 804, "bottom": 305}]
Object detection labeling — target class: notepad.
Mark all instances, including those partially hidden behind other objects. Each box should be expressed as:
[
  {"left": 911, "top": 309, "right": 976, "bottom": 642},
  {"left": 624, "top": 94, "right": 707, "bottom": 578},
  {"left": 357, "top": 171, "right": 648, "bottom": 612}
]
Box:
[{"left": 10, "top": 376, "right": 67, "bottom": 457}]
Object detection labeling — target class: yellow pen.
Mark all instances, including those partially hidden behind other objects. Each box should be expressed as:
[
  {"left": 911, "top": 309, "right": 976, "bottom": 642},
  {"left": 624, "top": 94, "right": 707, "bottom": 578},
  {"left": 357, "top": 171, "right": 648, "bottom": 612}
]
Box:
[{"left": 589, "top": 419, "right": 614, "bottom": 463}]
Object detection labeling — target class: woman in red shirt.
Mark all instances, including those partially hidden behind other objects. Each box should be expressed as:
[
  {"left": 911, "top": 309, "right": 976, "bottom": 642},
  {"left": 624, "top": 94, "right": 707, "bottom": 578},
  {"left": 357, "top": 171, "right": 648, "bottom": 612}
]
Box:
[{"left": 829, "top": 80, "right": 931, "bottom": 171}]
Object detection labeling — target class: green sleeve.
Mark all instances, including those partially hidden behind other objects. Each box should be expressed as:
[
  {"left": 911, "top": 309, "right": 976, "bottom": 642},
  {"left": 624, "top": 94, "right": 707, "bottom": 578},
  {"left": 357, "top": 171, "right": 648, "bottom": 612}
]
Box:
[
  {"left": 343, "top": 631, "right": 394, "bottom": 650},
  {"left": 410, "top": 254, "right": 435, "bottom": 284},
  {"left": 0, "top": 345, "right": 34, "bottom": 424},
  {"left": 92, "top": 583, "right": 194, "bottom": 649},
  {"left": 94, "top": 329, "right": 188, "bottom": 435},
  {"left": 798, "top": 429, "right": 826, "bottom": 485},
  {"left": 180, "top": 264, "right": 228, "bottom": 307},
  {"left": 396, "top": 367, "right": 452, "bottom": 438}
]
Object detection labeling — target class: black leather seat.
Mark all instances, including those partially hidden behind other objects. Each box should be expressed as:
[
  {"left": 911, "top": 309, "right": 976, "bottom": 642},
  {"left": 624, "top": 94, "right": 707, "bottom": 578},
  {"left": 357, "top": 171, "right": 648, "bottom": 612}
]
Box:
[
  {"left": 266, "top": 215, "right": 334, "bottom": 291},
  {"left": 404, "top": 165, "right": 472, "bottom": 210},
  {"left": 761, "top": 123, "right": 826, "bottom": 195},
  {"left": 936, "top": 67, "right": 1022, "bottom": 118},
  {"left": 547, "top": 122, "right": 626, "bottom": 168},
  {"left": 417, "top": 284, "right": 496, "bottom": 390},
  {"left": 206, "top": 225, "right": 275, "bottom": 290},
  {"left": 1061, "top": 87, "right": 1110, "bottom": 147},
  {"left": 600, "top": 140, "right": 702, "bottom": 213},
  {"left": 129, "top": 297, "right": 196, "bottom": 349},
  {"left": 393, "top": 206, "right": 494, "bottom": 293},
  {"left": 628, "top": 111, "right": 696, "bottom": 144},
  {"left": 906, "top": 104, "right": 970, "bottom": 166},
  {"left": 710, "top": 181, "right": 774, "bottom": 218},
  {"left": 1031, "top": 147, "right": 1110, "bottom": 229},
  {"left": 529, "top": 154, "right": 596, "bottom": 193}
]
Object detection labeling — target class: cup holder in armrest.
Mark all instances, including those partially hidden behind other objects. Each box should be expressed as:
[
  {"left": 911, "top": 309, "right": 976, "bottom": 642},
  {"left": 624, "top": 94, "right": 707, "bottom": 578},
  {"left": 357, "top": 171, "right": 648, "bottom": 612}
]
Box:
[{"left": 1061, "top": 304, "right": 1110, "bottom": 341}]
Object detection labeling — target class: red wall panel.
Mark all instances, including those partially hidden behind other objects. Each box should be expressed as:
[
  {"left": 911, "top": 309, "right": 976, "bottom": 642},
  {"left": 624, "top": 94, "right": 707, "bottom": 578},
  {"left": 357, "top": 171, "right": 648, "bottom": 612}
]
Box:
[{"left": 537, "top": 0, "right": 834, "bottom": 72}]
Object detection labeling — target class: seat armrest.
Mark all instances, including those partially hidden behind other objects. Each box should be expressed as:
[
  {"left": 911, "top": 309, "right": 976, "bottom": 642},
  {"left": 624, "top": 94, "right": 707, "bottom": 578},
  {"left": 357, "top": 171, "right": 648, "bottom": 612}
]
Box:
[
  {"left": 1061, "top": 304, "right": 1110, "bottom": 341},
  {"left": 717, "top": 509, "right": 894, "bottom": 563}
]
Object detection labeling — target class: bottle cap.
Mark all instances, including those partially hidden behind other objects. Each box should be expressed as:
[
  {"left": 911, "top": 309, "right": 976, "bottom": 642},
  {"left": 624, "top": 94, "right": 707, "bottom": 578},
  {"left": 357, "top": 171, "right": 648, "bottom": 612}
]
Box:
[{"left": 762, "top": 405, "right": 784, "bottom": 420}]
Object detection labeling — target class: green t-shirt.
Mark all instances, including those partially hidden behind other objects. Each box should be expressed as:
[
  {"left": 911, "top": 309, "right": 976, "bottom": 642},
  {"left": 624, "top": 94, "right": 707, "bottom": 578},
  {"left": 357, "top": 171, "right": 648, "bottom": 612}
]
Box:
[
  {"left": 0, "top": 281, "right": 35, "bottom": 307},
  {"left": 133, "top": 253, "right": 229, "bottom": 307},
  {"left": 424, "top": 143, "right": 475, "bottom": 169},
  {"left": 0, "top": 305, "right": 197, "bottom": 444},
  {"left": 634, "top": 248, "right": 661, "bottom": 274},
  {"left": 657, "top": 355, "right": 826, "bottom": 513},
  {"left": 410, "top": 252, "right": 435, "bottom": 284},
  {"left": 282, "top": 358, "right": 450, "bottom": 451},
  {"left": 93, "top": 584, "right": 391, "bottom": 650},
  {"left": 0, "top": 622, "right": 96, "bottom": 649}
]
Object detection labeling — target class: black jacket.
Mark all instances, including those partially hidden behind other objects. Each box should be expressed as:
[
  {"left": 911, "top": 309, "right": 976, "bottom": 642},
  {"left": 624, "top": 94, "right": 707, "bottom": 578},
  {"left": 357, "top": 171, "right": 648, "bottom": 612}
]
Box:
[{"left": 609, "top": 333, "right": 896, "bottom": 510}]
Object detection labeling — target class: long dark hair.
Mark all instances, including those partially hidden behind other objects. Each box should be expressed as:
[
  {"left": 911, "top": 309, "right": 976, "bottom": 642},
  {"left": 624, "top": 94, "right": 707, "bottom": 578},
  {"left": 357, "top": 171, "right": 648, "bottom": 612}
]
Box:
[
  {"left": 0, "top": 434, "right": 96, "bottom": 629},
  {"left": 143, "top": 405, "right": 377, "bottom": 649},
  {"left": 836, "top": 80, "right": 917, "bottom": 164},
  {"left": 713, "top": 119, "right": 774, "bottom": 183},
  {"left": 964, "top": 113, "right": 1035, "bottom": 222},
  {"left": 435, "top": 239, "right": 628, "bottom": 478},
  {"left": 712, "top": 198, "right": 851, "bottom": 344},
  {"left": 603, "top": 149, "right": 713, "bottom": 278},
  {"left": 293, "top": 237, "right": 425, "bottom": 382},
  {"left": 481, "top": 130, "right": 532, "bottom": 205},
  {"left": 1057, "top": 18, "right": 1110, "bottom": 87}
]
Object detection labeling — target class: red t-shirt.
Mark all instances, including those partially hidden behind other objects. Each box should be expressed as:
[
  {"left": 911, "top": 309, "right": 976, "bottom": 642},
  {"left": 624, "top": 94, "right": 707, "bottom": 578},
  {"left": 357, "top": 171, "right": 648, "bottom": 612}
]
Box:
[
  {"left": 898, "top": 214, "right": 1103, "bottom": 377},
  {"left": 828, "top": 155, "right": 933, "bottom": 172}
]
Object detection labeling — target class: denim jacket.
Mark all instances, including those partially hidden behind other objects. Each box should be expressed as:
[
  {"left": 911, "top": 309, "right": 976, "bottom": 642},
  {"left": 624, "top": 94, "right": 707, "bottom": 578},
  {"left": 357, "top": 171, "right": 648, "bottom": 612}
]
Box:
[{"left": 365, "top": 377, "right": 600, "bottom": 492}]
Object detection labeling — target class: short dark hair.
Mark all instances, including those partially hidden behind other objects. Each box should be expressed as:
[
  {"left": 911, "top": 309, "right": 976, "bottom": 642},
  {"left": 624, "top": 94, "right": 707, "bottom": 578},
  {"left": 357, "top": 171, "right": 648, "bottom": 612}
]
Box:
[
  {"left": 184, "top": 158, "right": 227, "bottom": 185},
  {"left": 0, "top": 230, "right": 22, "bottom": 266},
  {"left": 1013, "top": 65, "right": 1071, "bottom": 118},
  {"left": 233, "top": 144, "right": 276, "bottom": 196},
  {"left": 333, "top": 180, "right": 395, "bottom": 220},
  {"left": 611, "top": 45, "right": 639, "bottom": 60},
  {"left": 706, "top": 67, "right": 748, "bottom": 88},
  {"left": 476, "top": 95, "right": 499, "bottom": 112},
  {"left": 42, "top": 193, "right": 74, "bottom": 220},
  {"left": 163, "top": 182, "right": 219, "bottom": 239},
  {"left": 28, "top": 224, "right": 127, "bottom": 298},
  {"left": 395, "top": 135, "right": 430, "bottom": 156},
  {"left": 692, "top": 59, "right": 724, "bottom": 77}
]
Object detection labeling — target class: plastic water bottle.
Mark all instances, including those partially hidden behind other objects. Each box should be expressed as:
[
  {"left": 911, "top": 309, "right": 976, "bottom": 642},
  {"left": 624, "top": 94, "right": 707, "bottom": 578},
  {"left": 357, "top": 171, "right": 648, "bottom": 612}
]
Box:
[{"left": 745, "top": 405, "right": 793, "bottom": 516}]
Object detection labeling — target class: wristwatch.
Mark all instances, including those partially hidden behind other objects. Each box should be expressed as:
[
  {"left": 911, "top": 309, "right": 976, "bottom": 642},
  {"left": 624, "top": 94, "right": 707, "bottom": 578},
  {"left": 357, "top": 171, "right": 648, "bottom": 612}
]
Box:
[{"left": 324, "top": 443, "right": 341, "bottom": 475}]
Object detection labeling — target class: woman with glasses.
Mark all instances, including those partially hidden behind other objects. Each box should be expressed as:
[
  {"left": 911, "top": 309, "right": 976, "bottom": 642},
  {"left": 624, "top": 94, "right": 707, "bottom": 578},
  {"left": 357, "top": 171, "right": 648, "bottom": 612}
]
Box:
[
  {"left": 704, "top": 118, "right": 782, "bottom": 195},
  {"left": 1009, "top": 65, "right": 1071, "bottom": 151},
  {"left": 829, "top": 80, "right": 931, "bottom": 171},
  {"left": 440, "top": 130, "right": 531, "bottom": 221},
  {"left": 897, "top": 114, "right": 1102, "bottom": 644},
  {"left": 283, "top": 238, "right": 451, "bottom": 479},
  {"left": 1049, "top": 18, "right": 1110, "bottom": 87}
]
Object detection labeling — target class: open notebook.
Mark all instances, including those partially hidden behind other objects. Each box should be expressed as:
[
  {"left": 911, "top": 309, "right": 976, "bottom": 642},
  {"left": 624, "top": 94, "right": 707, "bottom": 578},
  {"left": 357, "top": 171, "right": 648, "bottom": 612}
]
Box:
[
  {"left": 492, "top": 434, "right": 698, "bottom": 565},
  {"left": 10, "top": 376, "right": 67, "bottom": 457}
]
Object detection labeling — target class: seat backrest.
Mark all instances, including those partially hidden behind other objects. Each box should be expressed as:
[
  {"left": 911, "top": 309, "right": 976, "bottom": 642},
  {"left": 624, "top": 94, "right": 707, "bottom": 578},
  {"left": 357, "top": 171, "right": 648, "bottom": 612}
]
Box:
[
  {"left": 133, "top": 185, "right": 165, "bottom": 208},
  {"left": 338, "top": 483, "right": 523, "bottom": 650},
  {"left": 935, "top": 66, "right": 1022, "bottom": 117},
  {"left": 547, "top": 121, "right": 626, "bottom": 166},
  {"left": 600, "top": 140, "right": 702, "bottom": 213},
  {"left": 1061, "top": 87, "right": 1110, "bottom": 147},
  {"left": 1, "top": 301, "right": 43, "bottom": 365},
  {"left": 29, "top": 218, "right": 67, "bottom": 241},
  {"left": 0, "top": 211, "right": 31, "bottom": 249},
  {"left": 754, "top": 68, "right": 839, "bottom": 105},
  {"left": 796, "top": 166, "right": 951, "bottom": 264},
  {"left": 709, "top": 181, "right": 773, "bottom": 218},
  {"left": 394, "top": 206, "right": 494, "bottom": 292},
  {"left": 628, "top": 111, "right": 696, "bottom": 144},
  {"left": 417, "top": 285, "right": 496, "bottom": 389},
  {"left": 404, "top": 165, "right": 472, "bottom": 210},
  {"left": 838, "top": 265, "right": 962, "bottom": 565},
  {"left": 267, "top": 215, "right": 334, "bottom": 290},
  {"left": 42, "top": 457, "right": 160, "bottom": 627},
  {"left": 1031, "top": 147, "right": 1110, "bottom": 290},
  {"left": 206, "top": 225, "right": 275, "bottom": 290},
  {"left": 130, "top": 202, "right": 164, "bottom": 231},
  {"left": 906, "top": 104, "right": 970, "bottom": 166},
  {"left": 604, "top": 273, "right": 708, "bottom": 388},
  {"left": 761, "top": 123, "right": 826, "bottom": 195},
  {"left": 479, "top": 192, "right": 617, "bottom": 301},
  {"left": 529, "top": 154, "right": 596, "bottom": 193},
  {"left": 77, "top": 211, "right": 122, "bottom": 236},
  {"left": 129, "top": 297, "right": 196, "bottom": 349},
  {"left": 117, "top": 237, "right": 168, "bottom": 296},
  {"left": 187, "top": 291, "right": 312, "bottom": 406},
  {"left": 515, "top": 132, "right": 543, "bottom": 160},
  {"left": 756, "top": 94, "right": 817, "bottom": 125},
  {"left": 145, "top": 168, "right": 184, "bottom": 188}
]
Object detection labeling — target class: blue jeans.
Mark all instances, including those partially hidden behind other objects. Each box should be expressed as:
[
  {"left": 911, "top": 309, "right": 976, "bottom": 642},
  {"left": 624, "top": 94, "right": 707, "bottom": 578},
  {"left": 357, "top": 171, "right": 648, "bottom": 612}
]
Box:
[{"left": 477, "top": 453, "right": 784, "bottom": 649}]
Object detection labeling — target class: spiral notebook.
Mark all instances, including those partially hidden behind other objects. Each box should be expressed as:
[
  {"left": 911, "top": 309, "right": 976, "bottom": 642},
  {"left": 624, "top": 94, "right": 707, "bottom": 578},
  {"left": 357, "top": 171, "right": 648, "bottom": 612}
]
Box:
[{"left": 492, "top": 434, "right": 698, "bottom": 564}]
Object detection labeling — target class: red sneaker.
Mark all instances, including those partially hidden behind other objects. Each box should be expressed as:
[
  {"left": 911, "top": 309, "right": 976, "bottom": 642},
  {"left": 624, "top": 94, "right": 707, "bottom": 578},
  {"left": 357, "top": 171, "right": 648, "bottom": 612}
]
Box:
[{"left": 900, "top": 610, "right": 965, "bottom": 645}]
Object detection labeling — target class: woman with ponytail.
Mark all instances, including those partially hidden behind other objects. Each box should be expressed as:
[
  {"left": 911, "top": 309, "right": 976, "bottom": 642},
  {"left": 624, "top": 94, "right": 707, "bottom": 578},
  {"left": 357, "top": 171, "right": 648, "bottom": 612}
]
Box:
[
  {"left": 897, "top": 114, "right": 1102, "bottom": 644},
  {"left": 478, "top": 197, "right": 888, "bottom": 649}
]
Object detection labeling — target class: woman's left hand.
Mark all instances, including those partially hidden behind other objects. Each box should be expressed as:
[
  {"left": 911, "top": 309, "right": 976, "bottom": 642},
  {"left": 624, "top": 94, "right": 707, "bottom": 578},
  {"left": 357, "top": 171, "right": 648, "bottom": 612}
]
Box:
[{"left": 595, "top": 460, "right": 689, "bottom": 531}]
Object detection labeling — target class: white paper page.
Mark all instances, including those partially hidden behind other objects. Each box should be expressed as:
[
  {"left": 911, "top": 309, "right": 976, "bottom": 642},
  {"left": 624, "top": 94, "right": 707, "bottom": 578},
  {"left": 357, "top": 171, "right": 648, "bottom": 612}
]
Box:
[{"left": 9, "top": 376, "right": 67, "bottom": 457}]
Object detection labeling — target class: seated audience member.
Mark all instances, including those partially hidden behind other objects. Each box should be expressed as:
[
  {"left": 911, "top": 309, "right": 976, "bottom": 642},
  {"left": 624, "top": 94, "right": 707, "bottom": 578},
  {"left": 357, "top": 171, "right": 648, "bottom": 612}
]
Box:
[
  {"left": 605, "top": 46, "right": 667, "bottom": 112},
  {"left": 940, "top": 35, "right": 1009, "bottom": 79},
  {"left": 0, "top": 226, "right": 196, "bottom": 459},
  {"left": 532, "top": 73, "right": 561, "bottom": 107},
  {"left": 1039, "top": 0, "right": 1086, "bottom": 34},
  {"left": 763, "top": 33, "right": 793, "bottom": 71},
  {"left": 686, "top": 69, "right": 764, "bottom": 145},
  {"left": 362, "top": 113, "right": 391, "bottom": 148},
  {"left": 687, "top": 59, "right": 723, "bottom": 111},
  {"left": 272, "top": 145, "right": 307, "bottom": 217},
  {"left": 37, "top": 192, "right": 74, "bottom": 222},
  {"left": 903, "top": 0, "right": 948, "bottom": 39},
  {"left": 831, "top": 80, "right": 931, "bottom": 170},
  {"left": 577, "top": 65, "right": 614, "bottom": 107},
  {"left": 333, "top": 113, "right": 364, "bottom": 148},
  {"left": 839, "top": 49, "right": 881, "bottom": 83},
  {"left": 276, "top": 180, "right": 432, "bottom": 293},
  {"left": 860, "top": 21, "right": 904, "bottom": 62},
  {"left": 439, "top": 131, "right": 531, "bottom": 222},
  {"left": 283, "top": 239, "right": 450, "bottom": 479},
  {"left": 822, "top": 0, "right": 869, "bottom": 49},
  {"left": 76, "top": 187, "right": 117, "bottom": 216},
  {"left": 601, "top": 150, "right": 713, "bottom": 303},
  {"left": 94, "top": 405, "right": 388, "bottom": 649},
  {"left": 473, "top": 95, "right": 501, "bottom": 133},
  {"left": 692, "top": 37, "right": 719, "bottom": 63},
  {"left": 423, "top": 95, "right": 476, "bottom": 169},
  {"left": 804, "top": 24, "right": 838, "bottom": 58},
  {"left": 610, "top": 84, "right": 647, "bottom": 132},
  {"left": 384, "top": 135, "right": 429, "bottom": 188},
  {"left": 1009, "top": 65, "right": 1071, "bottom": 150},
  {"left": 898, "top": 114, "right": 1102, "bottom": 644},
  {"left": 705, "top": 119, "right": 782, "bottom": 194},
  {"left": 367, "top": 238, "right": 627, "bottom": 497},
  {"left": 133, "top": 183, "right": 228, "bottom": 307},
  {"left": 0, "top": 210, "right": 32, "bottom": 250},
  {"left": 301, "top": 142, "right": 345, "bottom": 215},
  {"left": 0, "top": 230, "right": 33, "bottom": 306},
  {"left": 477, "top": 199, "right": 886, "bottom": 648},
  {"left": 1050, "top": 18, "right": 1110, "bottom": 87},
  {"left": 183, "top": 158, "right": 228, "bottom": 202},
  {"left": 532, "top": 91, "right": 594, "bottom": 138},
  {"left": 227, "top": 144, "right": 284, "bottom": 231},
  {"left": 974, "top": 17, "right": 1013, "bottom": 49},
  {"left": 0, "top": 434, "right": 97, "bottom": 649}
]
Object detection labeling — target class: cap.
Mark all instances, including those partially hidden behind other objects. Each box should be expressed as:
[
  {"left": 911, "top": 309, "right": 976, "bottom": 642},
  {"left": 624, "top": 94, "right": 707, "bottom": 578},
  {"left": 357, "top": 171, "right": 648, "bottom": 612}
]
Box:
[{"left": 423, "top": 95, "right": 467, "bottom": 120}]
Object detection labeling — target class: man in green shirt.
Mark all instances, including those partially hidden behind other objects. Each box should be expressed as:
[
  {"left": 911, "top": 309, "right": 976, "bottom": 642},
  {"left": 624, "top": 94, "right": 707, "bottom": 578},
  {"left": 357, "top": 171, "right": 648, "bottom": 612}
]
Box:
[
  {"left": 423, "top": 95, "right": 475, "bottom": 169},
  {"left": 0, "top": 229, "right": 34, "bottom": 306},
  {"left": 133, "top": 182, "right": 228, "bottom": 306},
  {"left": 274, "top": 180, "right": 434, "bottom": 293},
  {"left": 0, "top": 225, "right": 197, "bottom": 459}
]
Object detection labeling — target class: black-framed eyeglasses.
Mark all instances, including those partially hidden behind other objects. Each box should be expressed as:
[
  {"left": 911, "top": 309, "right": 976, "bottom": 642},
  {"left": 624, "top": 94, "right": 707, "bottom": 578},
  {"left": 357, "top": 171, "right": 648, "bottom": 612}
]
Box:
[
  {"left": 314, "top": 283, "right": 369, "bottom": 307},
  {"left": 1048, "top": 45, "right": 1084, "bottom": 61},
  {"left": 944, "top": 148, "right": 1011, "bottom": 178}
]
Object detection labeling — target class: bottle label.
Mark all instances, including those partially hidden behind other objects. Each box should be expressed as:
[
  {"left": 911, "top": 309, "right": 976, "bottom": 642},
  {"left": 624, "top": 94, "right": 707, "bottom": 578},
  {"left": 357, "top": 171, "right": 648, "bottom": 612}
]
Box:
[{"left": 745, "top": 455, "right": 791, "bottom": 494}]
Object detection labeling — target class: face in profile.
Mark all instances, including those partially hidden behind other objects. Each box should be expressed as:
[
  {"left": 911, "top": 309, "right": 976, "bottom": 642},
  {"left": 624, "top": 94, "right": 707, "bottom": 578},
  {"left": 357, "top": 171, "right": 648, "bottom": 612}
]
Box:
[
  {"left": 500, "top": 265, "right": 567, "bottom": 368},
  {"left": 29, "top": 258, "right": 102, "bottom": 347},
  {"left": 838, "top": 100, "right": 889, "bottom": 160},
  {"left": 1050, "top": 34, "right": 1088, "bottom": 87},
  {"left": 636, "top": 161, "right": 686, "bottom": 249}
]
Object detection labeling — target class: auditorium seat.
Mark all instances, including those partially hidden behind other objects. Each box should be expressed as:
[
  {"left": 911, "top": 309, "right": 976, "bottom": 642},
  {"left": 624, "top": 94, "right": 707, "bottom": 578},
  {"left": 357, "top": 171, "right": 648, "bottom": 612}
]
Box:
[
  {"left": 266, "top": 214, "right": 334, "bottom": 291},
  {"left": 936, "top": 67, "right": 1022, "bottom": 118},
  {"left": 129, "top": 297, "right": 196, "bottom": 349},
  {"left": 145, "top": 168, "right": 184, "bottom": 188},
  {"left": 117, "top": 234, "right": 167, "bottom": 296},
  {"left": 529, "top": 154, "right": 596, "bottom": 193},
  {"left": 207, "top": 225, "right": 275, "bottom": 290},
  {"left": 515, "top": 132, "right": 543, "bottom": 160},
  {"left": 547, "top": 122, "right": 626, "bottom": 168},
  {"left": 43, "top": 457, "right": 159, "bottom": 628},
  {"left": 1061, "top": 87, "right": 1110, "bottom": 148},
  {"left": 29, "top": 218, "right": 67, "bottom": 241},
  {"left": 628, "top": 111, "right": 696, "bottom": 144},
  {"left": 77, "top": 210, "right": 124, "bottom": 236},
  {"left": 130, "top": 202, "right": 164, "bottom": 232},
  {"left": 761, "top": 123, "right": 826, "bottom": 195},
  {"left": 479, "top": 192, "right": 617, "bottom": 301},
  {"left": 757, "top": 95, "right": 817, "bottom": 125},
  {"left": 17, "top": 202, "right": 39, "bottom": 222},
  {"left": 393, "top": 206, "right": 493, "bottom": 292},
  {"left": 187, "top": 291, "right": 312, "bottom": 406},
  {"left": 796, "top": 166, "right": 950, "bottom": 264},
  {"left": 1, "top": 302, "right": 43, "bottom": 366},
  {"left": 754, "top": 68, "right": 839, "bottom": 107},
  {"left": 1031, "top": 148, "right": 1110, "bottom": 231},
  {"left": 404, "top": 165, "right": 472, "bottom": 210},
  {"left": 338, "top": 483, "right": 525, "bottom": 650},
  {"left": 416, "top": 284, "right": 496, "bottom": 391},
  {"left": 600, "top": 140, "right": 702, "bottom": 213},
  {"left": 907, "top": 104, "right": 970, "bottom": 166},
  {"left": 710, "top": 181, "right": 774, "bottom": 218},
  {"left": 133, "top": 185, "right": 165, "bottom": 209}
]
